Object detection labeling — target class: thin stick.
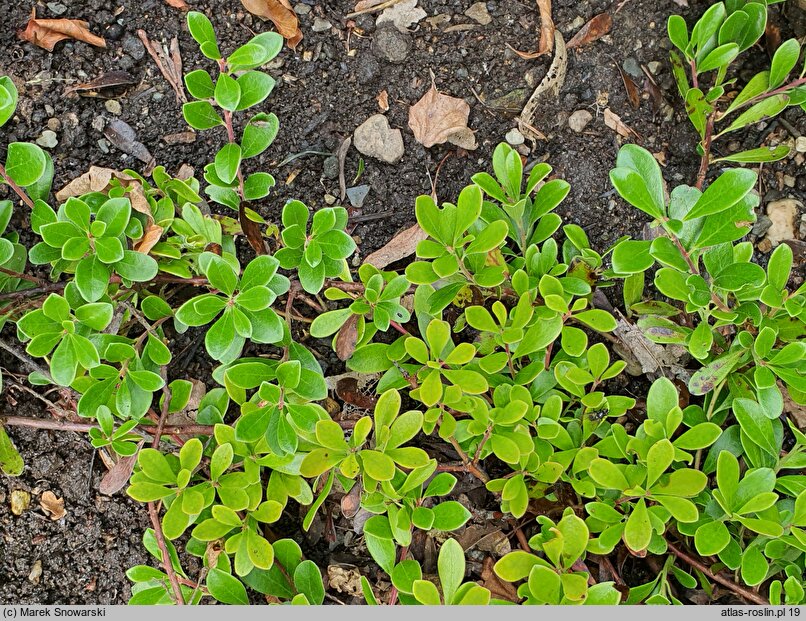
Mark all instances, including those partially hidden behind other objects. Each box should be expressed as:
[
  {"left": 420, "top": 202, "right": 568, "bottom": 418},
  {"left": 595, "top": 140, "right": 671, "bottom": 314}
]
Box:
[
  {"left": 0, "top": 163, "right": 35, "bottom": 209},
  {"left": 0, "top": 267, "right": 46, "bottom": 285},
  {"left": 147, "top": 501, "right": 185, "bottom": 605},
  {"left": 0, "top": 415, "right": 215, "bottom": 437},
  {"left": 666, "top": 541, "right": 768, "bottom": 605},
  {"left": 0, "top": 339, "right": 53, "bottom": 380}
]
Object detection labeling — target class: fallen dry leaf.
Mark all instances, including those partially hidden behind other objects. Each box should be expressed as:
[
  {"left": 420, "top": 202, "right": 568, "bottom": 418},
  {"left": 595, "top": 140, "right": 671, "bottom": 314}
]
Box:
[
  {"left": 240, "top": 202, "right": 269, "bottom": 255},
  {"left": 327, "top": 566, "right": 363, "bottom": 596},
  {"left": 335, "top": 314, "right": 359, "bottom": 361},
  {"left": 18, "top": 9, "right": 106, "bottom": 52},
  {"left": 519, "top": 30, "right": 566, "bottom": 142},
  {"left": 56, "top": 166, "right": 126, "bottom": 202},
  {"left": 99, "top": 444, "right": 142, "bottom": 496},
  {"left": 336, "top": 376, "right": 379, "bottom": 410},
  {"left": 480, "top": 557, "right": 520, "bottom": 603},
  {"left": 63, "top": 71, "right": 137, "bottom": 98},
  {"left": 604, "top": 108, "right": 639, "bottom": 139},
  {"left": 241, "top": 0, "right": 302, "bottom": 48},
  {"left": 364, "top": 223, "right": 427, "bottom": 269},
  {"left": 616, "top": 64, "right": 640, "bottom": 110},
  {"left": 340, "top": 481, "right": 362, "bottom": 518},
  {"left": 354, "top": 0, "right": 388, "bottom": 11},
  {"left": 536, "top": 0, "right": 555, "bottom": 56},
  {"left": 104, "top": 119, "right": 155, "bottom": 167},
  {"left": 409, "top": 81, "right": 477, "bottom": 149},
  {"left": 377, "top": 89, "right": 389, "bottom": 112},
  {"left": 40, "top": 490, "right": 66, "bottom": 520},
  {"left": 134, "top": 224, "right": 164, "bottom": 255},
  {"left": 164, "top": 0, "right": 189, "bottom": 8},
  {"left": 567, "top": 13, "right": 612, "bottom": 49}
]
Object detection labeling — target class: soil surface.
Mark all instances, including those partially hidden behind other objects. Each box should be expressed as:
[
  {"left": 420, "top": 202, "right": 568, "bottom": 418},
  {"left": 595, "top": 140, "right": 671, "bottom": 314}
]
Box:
[{"left": 1, "top": 0, "right": 804, "bottom": 605}]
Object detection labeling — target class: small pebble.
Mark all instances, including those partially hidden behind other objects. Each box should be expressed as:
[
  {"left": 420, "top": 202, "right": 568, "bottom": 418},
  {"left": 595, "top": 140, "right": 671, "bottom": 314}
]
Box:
[
  {"left": 36, "top": 130, "right": 58, "bottom": 148},
  {"left": 294, "top": 3, "right": 311, "bottom": 15},
  {"left": 324, "top": 194, "right": 337, "bottom": 205},
  {"left": 648, "top": 61, "right": 662, "bottom": 75},
  {"left": 46, "top": 2, "right": 67, "bottom": 15},
  {"left": 765, "top": 198, "right": 801, "bottom": 247},
  {"left": 312, "top": 17, "right": 332, "bottom": 32},
  {"left": 11, "top": 490, "right": 31, "bottom": 516},
  {"left": 322, "top": 155, "right": 339, "bottom": 180},
  {"left": 105, "top": 100, "right": 122, "bottom": 115},
  {"left": 46, "top": 118, "right": 60, "bottom": 131},
  {"left": 97, "top": 138, "right": 110, "bottom": 153},
  {"left": 796, "top": 136, "right": 806, "bottom": 153},
  {"left": 465, "top": 2, "right": 492, "bottom": 25},
  {"left": 568, "top": 109, "right": 593, "bottom": 133},
  {"left": 784, "top": 175, "right": 796, "bottom": 188},
  {"left": 346, "top": 185, "right": 371, "bottom": 208},
  {"left": 105, "top": 23, "right": 124, "bottom": 41},
  {"left": 505, "top": 128, "right": 525, "bottom": 146},
  {"left": 623, "top": 58, "right": 642, "bottom": 79}
]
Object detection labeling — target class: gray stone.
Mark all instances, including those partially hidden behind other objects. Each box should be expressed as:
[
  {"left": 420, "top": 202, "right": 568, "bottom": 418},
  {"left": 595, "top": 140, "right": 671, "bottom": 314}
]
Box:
[
  {"left": 121, "top": 34, "right": 145, "bottom": 61},
  {"left": 46, "top": 2, "right": 67, "bottom": 15},
  {"left": 568, "top": 109, "right": 593, "bottom": 133},
  {"left": 346, "top": 185, "right": 371, "bottom": 208},
  {"left": 36, "top": 130, "right": 58, "bottom": 148},
  {"left": 312, "top": 17, "right": 332, "bottom": 32},
  {"left": 294, "top": 3, "right": 311, "bottom": 15},
  {"left": 796, "top": 136, "right": 806, "bottom": 153},
  {"left": 648, "top": 61, "right": 662, "bottom": 75},
  {"left": 465, "top": 2, "right": 491, "bottom": 25},
  {"left": 356, "top": 55, "right": 380, "bottom": 85},
  {"left": 371, "top": 24, "right": 412, "bottom": 64},
  {"left": 505, "top": 128, "right": 525, "bottom": 146},
  {"left": 323, "top": 155, "right": 339, "bottom": 180},
  {"left": 623, "top": 57, "right": 642, "bottom": 79},
  {"left": 765, "top": 198, "right": 801, "bottom": 246},
  {"left": 751, "top": 215, "right": 773, "bottom": 238},
  {"left": 353, "top": 114, "right": 404, "bottom": 164}
]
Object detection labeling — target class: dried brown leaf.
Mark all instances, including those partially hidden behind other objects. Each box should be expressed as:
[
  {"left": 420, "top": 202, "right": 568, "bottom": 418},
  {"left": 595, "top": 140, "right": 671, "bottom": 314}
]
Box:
[
  {"left": 335, "top": 377, "right": 379, "bottom": 410},
  {"left": 239, "top": 201, "right": 269, "bottom": 255},
  {"left": 364, "top": 223, "right": 428, "bottom": 269},
  {"left": 56, "top": 166, "right": 120, "bottom": 201},
  {"left": 18, "top": 9, "right": 106, "bottom": 52},
  {"left": 604, "top": 108, "right": 639, "bottom": 139},
  {"left": 480, "top": 557, "right": 520, "bottom": 603},
  {"left": 377, "top": 89, "right": 389, "bottom": 112},
  {"left": 134, "top": 224, "right": 164, "bottom": 254},
  {"left": 340, "top": 481, "right": 362, "bottom": 518},
  {"left": 354, "top": 0, "right": 389, "bottom": 11},
  {"left": 241, "top": 0, "right": 303, "bottom": 48},
  {"left": 40, "top": 490, "right": 66, "bottom": 520},
  {"left": 99, "top": 445, "right": 142, "bottom": 496},
  {"left": 567, "top": 13, "right": 612, "bottom": 49},
  {"left": 335, "top": 314, "right": 359, "bottom": 361},
  {"left": 536, "top": 0, "right": 555, "bottom": 56},
  {"left": 164, "top": 0, "right": 190, "bottom": 9},
  {"left": 616, "top": 64, "right": 640, "bottom": 110},
  {"left": 409, "top": 82, "right": 475, "bottom": 149},
  {"left": 63, "top": 71, "right": 137, "bottom": 98}
]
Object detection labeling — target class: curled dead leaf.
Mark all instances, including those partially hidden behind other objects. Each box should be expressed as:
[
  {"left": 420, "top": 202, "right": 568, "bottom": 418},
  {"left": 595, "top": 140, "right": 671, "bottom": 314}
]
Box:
[
  {"left": 364, "top": 223, "right": 427, "bottom": 269},
  {"left": 409, "top": 81, "right": 476, "bottom": 149},
  {"left": 134, "top": 224, "right": 164, "bottom": 255},
  {"left": 18, "top": 9, "right": 107, "bottom": 52},
  {"left": 239, "top": 201, "right": 269, "bottom": 255},
  {"left": 536, "top": 0, "right": 555, "bottom": 56},
  {"left": 335, "top": 377, "right": 379, "bottom": 410},
  {"left": 335, "top": 314, "right": 359, "bottom": 361},
  {"left": 604, "top": 108, "right": 640, "bottom": 139},
  {"left": 567, "top": 13, "right": 612, "bottom": 49},
  {"left": 241, "top": 0, "right": 302, "bottom": 48},
  {"left": 40, "top": 490, "right": 66, "bottom": 520}
]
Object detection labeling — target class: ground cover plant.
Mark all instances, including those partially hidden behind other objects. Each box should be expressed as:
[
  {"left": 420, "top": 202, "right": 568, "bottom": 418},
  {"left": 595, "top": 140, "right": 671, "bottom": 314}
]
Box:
[{"left": 0, "top": 0, "right": 804, "bottom": 607}]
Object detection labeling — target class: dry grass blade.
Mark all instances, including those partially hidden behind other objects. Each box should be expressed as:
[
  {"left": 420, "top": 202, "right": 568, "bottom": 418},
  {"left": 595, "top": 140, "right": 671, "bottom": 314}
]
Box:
[
  {"left": 567, "top": 13, "right": 612, "bottom": 49},
  {"left": 241, "top": 0, "right": 303, "bottom": 48},
  {"left": 18, "top": 9, "right": 106, "bottom": 52},
  {"left": 518, "top": 30, "right": 566, "bottom": 143}
]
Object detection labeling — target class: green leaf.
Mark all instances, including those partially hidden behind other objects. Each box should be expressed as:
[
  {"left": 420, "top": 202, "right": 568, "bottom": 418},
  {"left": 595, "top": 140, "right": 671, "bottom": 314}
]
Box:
[
  {"left": 685, "top": 168, "right": 757, "bottom": 220},
  {"left": 713, "top": 145, "right": 790, "bottom": 163},
  {"left": 494, "top": 551, "right": 542, "bottom": 582},
  {"left": 184, "top": 69, "right": 215, "bottom": 99},
  {"left": 116, "top": 251, "right": 159, "bottom": 282},
  {"left": 243, "top": 172, "right": 275, "bottom": 200},
  {"left": 4, "top": 143, "right": 47, "bottom": 187},
  {"left": 236, "top": 71, "right": 275, "bottom": 110},
  {"left": 589, "top": 458, "right": 629, "bottom": 491},
  {"left": 611, "top": 145, "right": 666, "bottom": 219},
  {"left": 0, "top": 426, "right": 24, "bottom": 476},
  {"left": 437, "top": 538, "right": 464, "bottom": 605},
  {"left": 359, "top": 449, "right": 395, "bottom": 481},
  {"left": 214, "top": 143, "right": 242, "bottom": 185},
  {"left": 612, "top": 240, "right": 653, "bottom": 274},
  {"left": 412, "top": 580, "right": 442, "bottom": 605},
  {"left": 75, "top": 257, "right": 111, "bottom": 302},
  {"left": 769, "top": 38, "right": 800, "bottom": 88},
  {"left": 431, "top": 501, "right": 471, "bottom": 532},
  {"left": 573, "top": 309, "right": 616, "bottom": 332},
  {"left": 293, "top": 560, "right": 325, "bottom": 605},
  {"left": 214, "top": 73, "right": 241, "bottom": 112},
  {"left": 624, "top": 498, "right": 652, "bottom": 552},
  {"left": 227, "top": 43, "right": 269, "bottom": 71},
  {"left": 183, "top": 101, "right": 223, "bottom": 130},
  {"left": 0, "top": 77, "right": 19, "bottom": 128},
  {"left": 694, "top": 520, "right": 731, "bottom": 556},
  {"left": 646, "top": 439, "right": 674, "bottom": 488},
  {"left": 206, "top": 568, "right": 248, "bottom": 605},
  {"left": 721, "top": 94, "right": 790, "bottom": 135},
  {"left": 241, "top": 113, "right": 279, "bottom": 158}
]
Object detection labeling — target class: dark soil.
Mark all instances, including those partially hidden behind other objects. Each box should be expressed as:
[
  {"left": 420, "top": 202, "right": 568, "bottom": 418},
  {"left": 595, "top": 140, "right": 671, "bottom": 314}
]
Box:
[{"left": 1, "top": 0, "right": 804, "bottom": 605}]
